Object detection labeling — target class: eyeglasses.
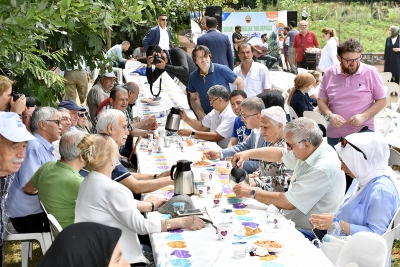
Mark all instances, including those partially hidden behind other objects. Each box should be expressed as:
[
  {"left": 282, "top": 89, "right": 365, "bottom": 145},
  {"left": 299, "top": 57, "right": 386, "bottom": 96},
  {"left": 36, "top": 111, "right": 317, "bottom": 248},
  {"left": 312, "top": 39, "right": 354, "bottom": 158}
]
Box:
[
  {"left": 196, "top": 55, "right": 209, "bottom": 61},
  {"left": 340, "top": 55, "right": 362, "bottom": 65},
  {"left": 45, "top": 120, "right": 61, "bottom": 126},
  {"left": 316, "top": 80, "right": 322, "bottom": 84},
  {"left": 210, "top": 97, "right": 220, "bottom": 105},
  {"left": 286, "top": 139, "right": 306, "bottom": 150},
  {"left": 78, "top": 112, "right": 88, "bottom": 118},
  {"left": 240, "top": 113, "right": 258, "bottom": 119},
  {"left": 300, "top": 24, "right": 308, "bottom": 27},
  {"left": 339, "top": 136, "right": 367, "bottom": 160},
  {"left": 160, "top": 18, "right": 168, "bottom": 21}
]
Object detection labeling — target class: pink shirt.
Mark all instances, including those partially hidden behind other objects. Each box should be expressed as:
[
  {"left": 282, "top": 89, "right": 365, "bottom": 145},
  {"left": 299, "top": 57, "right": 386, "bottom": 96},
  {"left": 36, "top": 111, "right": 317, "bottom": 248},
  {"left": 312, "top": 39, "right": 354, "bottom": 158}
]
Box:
[{"left": 319, "top": 63, "right": 386, "bottom": 138}]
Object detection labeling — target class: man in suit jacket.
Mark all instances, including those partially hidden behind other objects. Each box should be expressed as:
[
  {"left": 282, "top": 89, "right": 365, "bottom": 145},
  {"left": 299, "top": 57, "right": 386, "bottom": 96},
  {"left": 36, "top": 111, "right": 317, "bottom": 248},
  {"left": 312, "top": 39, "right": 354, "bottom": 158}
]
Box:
[
  {"left": 197, "top": 17, "right": 234, "bottom": 70},
  {"left": 142, "top": 14, "right": 171, "bottom": 50},
  {"left": 204, "top": 96, "right": 265, "bottom": 173}
]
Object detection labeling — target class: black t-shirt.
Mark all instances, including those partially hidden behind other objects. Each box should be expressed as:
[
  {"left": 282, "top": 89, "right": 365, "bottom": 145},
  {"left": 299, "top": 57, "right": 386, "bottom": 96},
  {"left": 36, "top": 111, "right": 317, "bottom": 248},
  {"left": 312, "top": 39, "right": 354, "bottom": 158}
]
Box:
[{"left": 232, "top": 32, "right": 242, "bottom": 44}]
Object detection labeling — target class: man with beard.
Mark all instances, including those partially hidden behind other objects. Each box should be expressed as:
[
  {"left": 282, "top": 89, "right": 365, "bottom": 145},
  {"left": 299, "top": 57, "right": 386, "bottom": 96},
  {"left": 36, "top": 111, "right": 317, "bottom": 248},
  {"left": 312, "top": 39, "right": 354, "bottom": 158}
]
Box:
[{"left": 318, "top": 38, "right": 386, "bottom": 148}]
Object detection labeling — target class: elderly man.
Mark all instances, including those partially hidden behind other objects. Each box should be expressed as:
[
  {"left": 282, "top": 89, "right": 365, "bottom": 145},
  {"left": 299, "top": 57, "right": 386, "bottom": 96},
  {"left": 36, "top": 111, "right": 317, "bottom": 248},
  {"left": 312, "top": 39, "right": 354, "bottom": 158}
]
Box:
[
  {"left": 86, "top": 70, "right": 116, "bottom": 119},
  {"left": 58, "top": 100, "right": 86, "bottom": 131},
  {"left": 177, "top": 85, "right": 236, "bottom": 149},
  {"left": 93, "top": 86, "right": 149, "bottom": 138},
  {"left": 292, "top": 20, "right": 320, "bottom": 71},
  {"left": 53, "top": 107, "right": 72, "bottom": 159},
  {"left": 107, "top": 41, "right": 135, "bottom": 69},
  {"left": 7, "top": 107, "right": 62, "bottom": 233},
  {"left": 227, "top": 90, "right": 250, "bottom": 147},
  {"left": 22, "top": 107, "right": 35, "bottom": 132},
  {"left": 230, "top": 43, "right": 271, "bottom": 96},
  {"left": 0, "top": 112, "right": 35, "bottom": 263},
  {"left": 142, "top": 14, "right": 171, "bottom": 51},
  {"left": 80, "top": 109, "right": 173, "bottom": 195},
  {"left": 232, "top": 117, "right": 345, "bottom": 231},
  {"left": 188, "top": 45, "right": 244, "bottom": 120},
  {"left": 204, "top": 96, "right": 265, "bottom": 173},
  {"left": 23, "top": 131, "right": 85, "bottom": 228},
  {"left": 197, "top": 17, "right": 234, "bottom": 70}
]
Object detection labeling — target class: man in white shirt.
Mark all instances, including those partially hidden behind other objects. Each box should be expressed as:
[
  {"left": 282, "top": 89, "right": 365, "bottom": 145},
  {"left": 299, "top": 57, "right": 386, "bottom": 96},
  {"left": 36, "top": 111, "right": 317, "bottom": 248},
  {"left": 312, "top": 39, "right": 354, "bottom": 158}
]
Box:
[
  {"left": 177, "top": 85, "right": 236, "bottom": 149},
  {"left": 253, "top": 34, "right": 278, "bottom": 70},
  {"left": 107, "top": 41, "right": 135, "bottom": 69},
  {"left": 231, "top": 43, "right": 271, "bottom": 96},
  {"left": 142, "top": 14, "right": 171, "bottom": 50}
]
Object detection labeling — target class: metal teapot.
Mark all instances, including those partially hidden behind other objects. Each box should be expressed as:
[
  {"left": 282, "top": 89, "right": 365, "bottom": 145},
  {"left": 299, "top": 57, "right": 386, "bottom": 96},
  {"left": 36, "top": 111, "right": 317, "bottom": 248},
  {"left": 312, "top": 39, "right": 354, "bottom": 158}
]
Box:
[
  {"left": 229, "top": 166, "right": 249, "bottom": 189},
  {"left": 165, "top": 107, "right": 181, "bottom": 133},
  {"left": 171, "top": 160, "right": 194, "bottom": 196}
]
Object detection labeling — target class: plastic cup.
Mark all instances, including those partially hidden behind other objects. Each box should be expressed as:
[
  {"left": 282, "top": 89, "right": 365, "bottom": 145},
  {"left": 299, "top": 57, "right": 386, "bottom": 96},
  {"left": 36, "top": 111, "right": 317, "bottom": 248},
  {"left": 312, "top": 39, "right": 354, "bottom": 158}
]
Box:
[
  {"left": 198, "top": 186, "right": 207, "bottom": 198},
  {"left": 217, "top": 225, "right": 229, "bottom": 240},
  {"left": 213, "top": 197, "right": 221, "bottom": 207},
  {"left": 148, "top": 133, "right": 153, "bottom": 141},
  {"left": 172, "top": 202, "right": 185, "bottom": 213},
  {"left": 164, "top": 137, "right": 171, "bottom": 148},
  {"left": 200, "top": 172, "right": 213, "bottom": 182},
  {"left": 232, "top": 242, "right": 247, "bottom": 258},
  {"left": 194, "top": 181, "right": 205, "bottom": 195}
]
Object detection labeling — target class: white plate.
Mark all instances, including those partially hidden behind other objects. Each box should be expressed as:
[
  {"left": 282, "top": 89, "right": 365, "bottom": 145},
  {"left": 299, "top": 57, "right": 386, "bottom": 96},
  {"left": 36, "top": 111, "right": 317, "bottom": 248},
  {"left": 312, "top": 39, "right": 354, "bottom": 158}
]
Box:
[
  {"left": 191, "top": 162, "right": 212, "bottom": 168},
  {"left": 251, "top": 240, "right": 286, "bottom": 253}
]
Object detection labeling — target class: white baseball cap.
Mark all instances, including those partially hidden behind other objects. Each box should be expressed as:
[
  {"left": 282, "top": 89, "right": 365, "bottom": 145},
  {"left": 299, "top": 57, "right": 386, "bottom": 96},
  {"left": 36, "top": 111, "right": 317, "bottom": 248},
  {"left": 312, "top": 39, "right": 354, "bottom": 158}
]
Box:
[
  {"left": 104, "top": 70, "right": 116, "bottom": 78},
  {"left": 0, "top": 112, "right": 35, "bottom": 142}
]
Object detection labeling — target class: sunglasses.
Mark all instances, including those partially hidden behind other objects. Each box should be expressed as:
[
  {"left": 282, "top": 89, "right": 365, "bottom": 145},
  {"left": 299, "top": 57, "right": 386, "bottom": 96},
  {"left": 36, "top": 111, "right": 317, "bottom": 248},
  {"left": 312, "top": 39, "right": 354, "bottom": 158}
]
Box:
[
  {"left": 339, "top": 137, "right": 367, "bottom": 160},
  {"left": 160, "top": 18, "right": 168, "bottom": 21},
  {"left": 78, "top": 112, "right": 88, "bottom": 118}
]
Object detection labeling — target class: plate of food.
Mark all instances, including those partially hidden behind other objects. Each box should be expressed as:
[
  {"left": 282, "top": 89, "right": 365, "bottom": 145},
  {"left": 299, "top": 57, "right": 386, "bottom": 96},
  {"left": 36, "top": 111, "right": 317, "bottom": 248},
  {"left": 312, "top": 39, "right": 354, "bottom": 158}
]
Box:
[
  {"left": 192, "top": 160, "right": 212, "bottom": 167},
  {"left": 252, "top": 240, "right": 285, "bottom": 253},
  {"left": 215, "top": 167, "right": 230, "bottom": 175}
]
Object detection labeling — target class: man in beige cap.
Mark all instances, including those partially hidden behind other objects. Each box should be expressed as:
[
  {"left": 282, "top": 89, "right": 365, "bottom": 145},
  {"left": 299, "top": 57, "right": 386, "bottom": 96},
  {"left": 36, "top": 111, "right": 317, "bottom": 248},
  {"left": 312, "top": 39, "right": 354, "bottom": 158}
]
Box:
[
  {"left": 86, "top": 70, "right": 116, "bottom": 119},
  {"left": 0, "top": 112, "right": 35, "bottom": 265}
]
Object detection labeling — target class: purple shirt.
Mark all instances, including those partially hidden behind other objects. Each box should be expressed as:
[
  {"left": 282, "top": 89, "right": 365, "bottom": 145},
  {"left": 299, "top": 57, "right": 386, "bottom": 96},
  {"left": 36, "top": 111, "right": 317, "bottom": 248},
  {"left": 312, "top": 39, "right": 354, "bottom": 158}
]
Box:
[{"left": 318, "top": 63, "right": 386, "bottom": 138}]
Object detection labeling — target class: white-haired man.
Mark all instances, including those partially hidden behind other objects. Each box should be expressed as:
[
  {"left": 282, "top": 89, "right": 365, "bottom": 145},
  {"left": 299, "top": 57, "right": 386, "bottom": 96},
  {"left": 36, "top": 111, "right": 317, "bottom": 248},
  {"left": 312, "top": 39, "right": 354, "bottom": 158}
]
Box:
[{"left": 0, "top": 112, "right": 35, "bottom": 264}]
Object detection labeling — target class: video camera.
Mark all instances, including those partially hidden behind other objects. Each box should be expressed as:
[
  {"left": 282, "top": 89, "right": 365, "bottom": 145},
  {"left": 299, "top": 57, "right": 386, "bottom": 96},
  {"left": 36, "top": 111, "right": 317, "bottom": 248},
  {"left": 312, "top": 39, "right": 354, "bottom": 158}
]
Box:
[{"left": 12, "top": 91, "right": 35, "bottom": 108}]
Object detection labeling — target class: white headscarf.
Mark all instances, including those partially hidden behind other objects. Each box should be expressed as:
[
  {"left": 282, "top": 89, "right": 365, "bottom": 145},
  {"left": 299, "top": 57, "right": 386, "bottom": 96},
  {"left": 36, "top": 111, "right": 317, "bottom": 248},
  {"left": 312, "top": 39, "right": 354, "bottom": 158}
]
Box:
[{"left": 335, "top": 132, "right": 400, "bottom": 201}]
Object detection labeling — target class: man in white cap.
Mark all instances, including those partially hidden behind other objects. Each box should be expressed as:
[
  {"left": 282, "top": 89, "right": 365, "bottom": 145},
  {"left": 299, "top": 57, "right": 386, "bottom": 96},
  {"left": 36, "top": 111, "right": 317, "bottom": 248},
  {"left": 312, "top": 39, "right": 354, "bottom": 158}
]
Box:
[
  {"left": 0, "top": 112, "right": 35, "bottom": 265},
  {"left": 86, "top": 70, "right": 116, "bottom": 119}
]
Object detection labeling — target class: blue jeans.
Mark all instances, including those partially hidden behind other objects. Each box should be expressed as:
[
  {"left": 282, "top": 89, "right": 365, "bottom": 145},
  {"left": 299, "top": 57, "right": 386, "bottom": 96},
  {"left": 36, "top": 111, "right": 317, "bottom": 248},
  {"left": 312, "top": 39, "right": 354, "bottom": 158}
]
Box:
[{"left": 257, "top": 55, "right": 277, "bottom": 69}]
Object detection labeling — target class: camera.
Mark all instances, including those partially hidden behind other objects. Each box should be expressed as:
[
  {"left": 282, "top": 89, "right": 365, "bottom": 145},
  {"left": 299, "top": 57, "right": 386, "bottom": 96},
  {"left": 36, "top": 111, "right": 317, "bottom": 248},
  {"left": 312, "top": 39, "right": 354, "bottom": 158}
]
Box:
[
  {"left": 153, "top": 53, "right": 162, "bottom": 64},
  {"left": 12, "top": 91, "right": 35, "bottom": 108}
]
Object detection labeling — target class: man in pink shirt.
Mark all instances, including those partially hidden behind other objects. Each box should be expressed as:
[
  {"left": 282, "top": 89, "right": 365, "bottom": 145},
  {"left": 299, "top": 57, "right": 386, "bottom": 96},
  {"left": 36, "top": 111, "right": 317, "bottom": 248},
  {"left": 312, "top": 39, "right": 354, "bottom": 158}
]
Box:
[
  {"left": 292, "top": 20, "right": 320, "bottom": 71},
  {"left": 318, "top": 38, "right": 386, "bottom": 148}
]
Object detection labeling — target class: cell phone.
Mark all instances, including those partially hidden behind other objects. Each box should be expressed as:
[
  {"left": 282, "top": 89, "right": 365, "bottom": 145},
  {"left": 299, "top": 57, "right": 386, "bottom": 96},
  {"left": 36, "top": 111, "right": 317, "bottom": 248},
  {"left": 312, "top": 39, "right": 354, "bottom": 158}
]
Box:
[{"left": 176, "top": 208, "right": 206, "bottom": 216}]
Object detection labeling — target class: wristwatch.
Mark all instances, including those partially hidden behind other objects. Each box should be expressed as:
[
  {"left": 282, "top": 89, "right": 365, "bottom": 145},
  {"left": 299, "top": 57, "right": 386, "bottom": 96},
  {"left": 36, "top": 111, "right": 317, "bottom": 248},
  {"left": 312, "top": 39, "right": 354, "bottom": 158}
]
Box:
[
  {"left": 324, "top": 112, "right": 332, "bottom": 121},
  {"left": 250, "top": 187, "right": 259, "bottom": 199},
  {"left": 191, "top": 131, "right": 196, "bottom": 137}
]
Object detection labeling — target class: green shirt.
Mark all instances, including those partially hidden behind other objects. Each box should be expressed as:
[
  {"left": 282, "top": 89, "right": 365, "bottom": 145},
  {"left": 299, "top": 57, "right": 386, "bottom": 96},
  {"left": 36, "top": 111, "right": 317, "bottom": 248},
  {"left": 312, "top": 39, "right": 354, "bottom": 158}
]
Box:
[{"left": 30, "top": 161, "right": 83, "bottom": 229}]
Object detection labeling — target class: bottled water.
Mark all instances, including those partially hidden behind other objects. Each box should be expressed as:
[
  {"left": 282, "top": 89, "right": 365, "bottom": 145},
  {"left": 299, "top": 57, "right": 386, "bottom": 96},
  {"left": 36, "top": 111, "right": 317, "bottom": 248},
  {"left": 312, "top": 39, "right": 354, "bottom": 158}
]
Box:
[{"left": 327, "top": 217, "right": 341, "bottom": 236}]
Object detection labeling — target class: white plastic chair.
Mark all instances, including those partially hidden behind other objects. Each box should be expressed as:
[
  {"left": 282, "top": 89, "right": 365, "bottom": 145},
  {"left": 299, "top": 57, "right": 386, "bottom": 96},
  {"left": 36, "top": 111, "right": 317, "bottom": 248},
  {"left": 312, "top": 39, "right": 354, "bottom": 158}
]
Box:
[
  {"left": 389, "top": 148, "right": 400, "bottom": 183},
  {"left": 47, "top": 214, "right": 63, "bottom": 239},
  {"left": 384, "top": 82, "right": 400, "bottom": 110},
  {"left": 288, "top": 105, "right": 298, "bottom": 121},
  {"left": 4, "top": 222, "right": 52, "bottom": 267},
  {"left": 125, "top": 61, "right": 142, "bottom": 70},
  {"left": 376, "top": 115, "right": 392, "bottom": 137},
  {"left": 335, "top": 232, "right": 387, "bottom": 267},
  {"left": 380, "top": 72, "right": 392, "bottom": 83},
  {"left": 303, "top": 111, "right": 328, "bottom": 128},
  {"left": 112, "top": 67, "right": 123, "bottom": 84},
  {"left": 92, "top": 68, "right": 100, "bottom": 82},
  {"left": 382, "top": 224, "right": 400, "bottom": 267},
  {"left": 297, "top": 67, "right": 307, "bottom": 74}
]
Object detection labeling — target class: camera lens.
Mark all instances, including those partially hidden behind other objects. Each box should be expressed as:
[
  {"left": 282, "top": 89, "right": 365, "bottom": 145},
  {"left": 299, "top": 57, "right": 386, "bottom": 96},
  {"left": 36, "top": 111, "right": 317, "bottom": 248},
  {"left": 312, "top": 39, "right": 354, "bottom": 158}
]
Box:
[{"left": 12, "top": 92, "right": 22, "bottom": 102}]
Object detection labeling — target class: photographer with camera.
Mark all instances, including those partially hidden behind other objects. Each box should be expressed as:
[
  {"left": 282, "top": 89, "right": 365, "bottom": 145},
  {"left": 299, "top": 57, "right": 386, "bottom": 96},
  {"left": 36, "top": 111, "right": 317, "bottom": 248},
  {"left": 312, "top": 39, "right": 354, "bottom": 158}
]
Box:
[
  {"left": 145, "top": 45, "right": 197, "bottom": 110},
  {"left": 0, "top": 75, "right": 35, "bottom": 116}
]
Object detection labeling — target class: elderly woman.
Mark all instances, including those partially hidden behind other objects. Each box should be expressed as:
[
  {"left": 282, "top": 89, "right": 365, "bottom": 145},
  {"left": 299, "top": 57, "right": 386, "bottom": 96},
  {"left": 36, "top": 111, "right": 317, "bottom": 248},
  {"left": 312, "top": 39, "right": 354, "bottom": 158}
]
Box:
[
  {"left": 383, "top": 25, "right": 400, "bottom": 84},
  {"left": 75, "top": 134, "right": 205, "bottom": 266},
  {"left": 250, "top": 106, "right": 290, "bottom": 192},
  {"left": 75, "top": 110, "right": 90, "bottom": 134},
  {"left": 310, "top": 132, "right": 400, "bottom": 238},
  {"left": 288, "top": 72, "right": 317, "bottom": 118}
]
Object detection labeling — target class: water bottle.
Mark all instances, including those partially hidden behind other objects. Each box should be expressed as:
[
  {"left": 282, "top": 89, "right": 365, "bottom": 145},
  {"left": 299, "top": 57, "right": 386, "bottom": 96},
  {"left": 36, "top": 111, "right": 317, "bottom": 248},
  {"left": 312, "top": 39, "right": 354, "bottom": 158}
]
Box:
[{"left": 327, "top": 217, "right": 341, "bottom": 236}]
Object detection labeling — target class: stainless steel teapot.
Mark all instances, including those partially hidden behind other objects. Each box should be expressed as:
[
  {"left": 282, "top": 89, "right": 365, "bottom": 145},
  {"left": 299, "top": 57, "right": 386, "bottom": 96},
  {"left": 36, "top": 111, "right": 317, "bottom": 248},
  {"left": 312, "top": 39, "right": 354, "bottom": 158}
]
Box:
[
  {"left": 229, "top": 166, "right": 249, "bottom": 189},
  {"left": 171, "top": 160, "right": 194, "bottom": 196}
]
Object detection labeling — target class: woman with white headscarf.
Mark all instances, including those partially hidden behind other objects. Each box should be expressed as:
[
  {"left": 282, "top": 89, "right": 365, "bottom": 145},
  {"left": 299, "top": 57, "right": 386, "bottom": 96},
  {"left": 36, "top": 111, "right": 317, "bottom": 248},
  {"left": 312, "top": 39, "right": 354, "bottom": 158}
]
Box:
[
  {"left": 310, "top": 132, "right": 400, "bottom": 236},
  {"left": 383, "top": 25, "right": 400, "bottom": 84}
]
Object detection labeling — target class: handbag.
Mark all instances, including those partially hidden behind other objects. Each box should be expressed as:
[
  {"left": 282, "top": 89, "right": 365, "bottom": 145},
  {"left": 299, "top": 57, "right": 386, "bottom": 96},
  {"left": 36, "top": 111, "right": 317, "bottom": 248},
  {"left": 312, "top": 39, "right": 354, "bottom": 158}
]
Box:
[{"left": 300, "top": 35, "right": 317, "bottom": 66}]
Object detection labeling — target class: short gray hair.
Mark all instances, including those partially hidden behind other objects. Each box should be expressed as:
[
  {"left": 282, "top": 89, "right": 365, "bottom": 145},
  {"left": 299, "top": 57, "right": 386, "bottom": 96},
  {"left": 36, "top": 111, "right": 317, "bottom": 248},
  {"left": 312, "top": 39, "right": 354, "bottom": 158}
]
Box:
[
  {"left": 30, "top": 107, "right": 60, "bottom": 133},
  {"left": 122, "top": 82, "right": 139, "bottom": 93},
  {"left": 96, "top": 109, "right": 124, "bottom": 133},
  {"left": 283, "top": 117, "right": 323, "bottom": 147},
  {"left": 121, "top": 40, "right": 130, "bottom": 46},
  {"left": 57, "top": 107, "right": 70, "bottom": 113},
  {"left": 241, "top": 96, "right": 265, "bottom": 113},
  {"left": 59, "top": 131, "right": 85, "bottom": 161},
  {"left": 206, "top": 85, "right": 229, "bottom": 102},
  {"left": 261, "top": 106, "right": 287, "bottom": 128}
]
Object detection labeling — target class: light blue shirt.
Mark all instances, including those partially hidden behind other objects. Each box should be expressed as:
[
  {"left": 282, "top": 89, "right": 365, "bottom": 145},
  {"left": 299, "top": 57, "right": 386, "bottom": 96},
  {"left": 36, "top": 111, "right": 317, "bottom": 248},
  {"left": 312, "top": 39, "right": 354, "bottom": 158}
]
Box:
[
  {"left": 6, "top": 133, "right": 56, "bottom": 218},
  {"left": 107, "top": 44, "right": 126, "bottom": 63},
  {"left": 336, "top": 176, "right": 400, "bottom": 235}
]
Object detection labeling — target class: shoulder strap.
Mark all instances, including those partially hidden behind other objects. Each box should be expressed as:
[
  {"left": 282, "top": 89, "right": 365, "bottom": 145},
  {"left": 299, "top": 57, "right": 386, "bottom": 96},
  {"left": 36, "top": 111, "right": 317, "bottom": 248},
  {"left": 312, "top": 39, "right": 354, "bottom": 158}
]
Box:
[{"left": 299, "top": 35, "right": 305, "bottom": 52}]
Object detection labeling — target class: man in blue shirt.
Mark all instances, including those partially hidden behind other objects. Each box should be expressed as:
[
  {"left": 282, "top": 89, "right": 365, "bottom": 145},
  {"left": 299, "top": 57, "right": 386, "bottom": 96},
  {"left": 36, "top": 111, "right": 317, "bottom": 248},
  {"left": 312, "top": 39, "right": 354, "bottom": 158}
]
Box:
[
  {"left": 107, "top": 41, "right": 136, "bottom": 69},
  {"left": 227, "top": 90, "right": 251, "bottom": 147},
  {"left": 188, "top": 45, "right": 244, "bottom": 120},
  {"left": 7, "top": 107, "right": 62, "bottom": 233}
]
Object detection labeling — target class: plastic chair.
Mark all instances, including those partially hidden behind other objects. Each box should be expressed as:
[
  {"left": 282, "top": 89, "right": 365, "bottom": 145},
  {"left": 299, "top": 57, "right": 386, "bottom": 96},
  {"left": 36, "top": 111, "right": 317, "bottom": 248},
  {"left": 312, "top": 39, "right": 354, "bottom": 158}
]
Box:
[
  {"left": 384, "top": 82, "right": 400, "bottom": 110},
  {"left": 303, "top": 111, "right": 328, "bottom": 128},
  {"left": 376, "top": 115, "right": 392, "bottom": 137},
  {"left": 382, "top": 223, "right": 400, "bottom": 267},
  {"left": 47, "top": 214, "right": 63, "bottom": 239},
  {"left": 125, "top": 61, "right": 142, "bottom": 70},
  {"left": 112, "top": 67, "right": 123, "bottom": 84},
  {"left": 297, "top": 67, "right": 307, "bottom": 74},
  {"left": 380, "top": 72, "right": 392, "bottom": 83},
  {"left": 4, "top": 222, "right": 52, "bottom": 267},
  {"left": 389, "top": 148, "right": 400, "bottom": 183},
  {"left": 386, "top": 204, "right": 400, "bottom": 240},
  {"left": 288, "top": 105, "right": 298, "bottom": 121},
  {"left": 335, "top": 232, "right": 387, "bottom": 267}
]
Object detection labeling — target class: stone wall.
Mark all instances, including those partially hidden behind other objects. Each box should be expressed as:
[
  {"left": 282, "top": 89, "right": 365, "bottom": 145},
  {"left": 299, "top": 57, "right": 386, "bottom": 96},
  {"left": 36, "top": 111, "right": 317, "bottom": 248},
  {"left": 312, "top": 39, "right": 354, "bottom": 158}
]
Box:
[{"left": 361, "top": 52, "right": 384, "bottom": 66}]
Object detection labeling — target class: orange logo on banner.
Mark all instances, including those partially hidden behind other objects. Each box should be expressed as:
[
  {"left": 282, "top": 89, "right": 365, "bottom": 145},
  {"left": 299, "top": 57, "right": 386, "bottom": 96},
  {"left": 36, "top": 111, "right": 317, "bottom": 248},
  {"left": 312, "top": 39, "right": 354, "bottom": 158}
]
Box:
[
  {"left": 266, "top": 12, "right": 278, "bottom": 19},
  {"left": 245, "top": 15, "right": 251, "bottom": 23}
]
